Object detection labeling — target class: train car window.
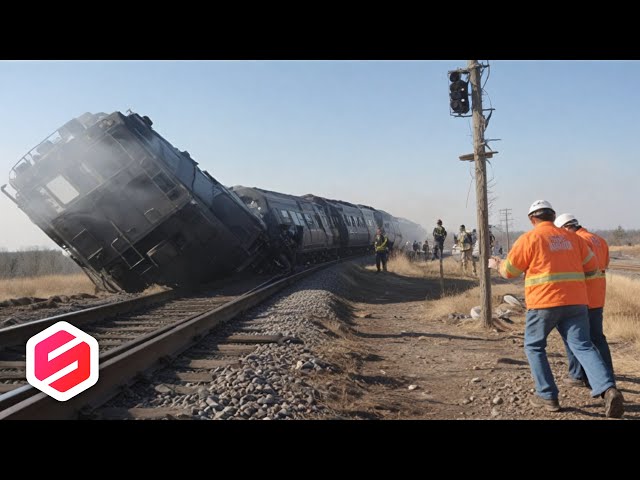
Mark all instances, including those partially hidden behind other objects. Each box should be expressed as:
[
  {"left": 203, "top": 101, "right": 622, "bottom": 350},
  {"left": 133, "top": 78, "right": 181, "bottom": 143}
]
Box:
[
  {"left": 153, "top": 171, "right": 175, "bottom": 194},
  {"left": 294, "top": 212, "right": 306, "bottom": 226},
  {"left": 141, "top": 156, "right": 161, "bottom": 177},
  {"left": 289, "top": 211, "right": 302, "bottom": 226},
  {"left": 279, "top": 210, "right": 292, "bottom": 224},
  {"left": 37, "top": 187, "right": 64, "bottom": 214},
  {"left": 46, "top": 175, "right": 79, "bottom": 205}
]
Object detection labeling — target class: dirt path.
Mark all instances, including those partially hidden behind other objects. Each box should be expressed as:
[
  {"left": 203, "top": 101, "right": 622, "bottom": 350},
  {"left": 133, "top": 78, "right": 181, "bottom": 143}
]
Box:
[{"left": 312, "top": 258, "right": 640, "bottom": 420}]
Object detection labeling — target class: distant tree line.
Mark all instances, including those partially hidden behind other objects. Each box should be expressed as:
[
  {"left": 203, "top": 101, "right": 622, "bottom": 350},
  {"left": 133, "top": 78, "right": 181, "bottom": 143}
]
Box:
[
  {"left": 500, "top": 228, "right": 640, "bottom": 250},
  {"left": 601, "top": 226, "right": 640, "bottom": 246},
  {"left": 0, "top": 248, "right": 82, "bottom": 278}
]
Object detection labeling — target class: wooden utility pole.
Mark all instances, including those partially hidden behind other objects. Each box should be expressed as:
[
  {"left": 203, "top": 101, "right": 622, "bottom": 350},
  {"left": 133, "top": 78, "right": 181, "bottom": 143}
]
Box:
[{"left": 468, "top": 60, "right": 492, "bottom": 329}]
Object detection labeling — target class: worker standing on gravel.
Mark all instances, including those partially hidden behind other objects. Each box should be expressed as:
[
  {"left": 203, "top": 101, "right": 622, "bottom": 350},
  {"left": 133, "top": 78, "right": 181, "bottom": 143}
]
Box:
[
  {"left": 555, "top": 213, "right": 614, "bottom": 388},
  {"left": 488, "top": 200, "right": 624, "bottom": 418},
  {"left": 432, "top": 219, "right": 447, "bottom": 260},
  {"left": 422, "top": 239, "right": 430, "bottom": 258},
  {"left": 457, "top": 225, "right": 476, "bottom": 276},
  {"left": 373, "top": 228, "right": 388, "bottom": 273}
]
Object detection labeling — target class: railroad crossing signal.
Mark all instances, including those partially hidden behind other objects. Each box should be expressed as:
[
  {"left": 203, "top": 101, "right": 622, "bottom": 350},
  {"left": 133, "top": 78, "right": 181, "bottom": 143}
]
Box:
[{"left": 449, "top": 71, "right": 470, "bottom": 115}]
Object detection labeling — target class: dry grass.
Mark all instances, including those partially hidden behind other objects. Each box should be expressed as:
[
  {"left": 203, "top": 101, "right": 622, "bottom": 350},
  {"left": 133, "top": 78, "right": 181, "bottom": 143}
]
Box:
[
  {"left": 384, "top": 254, "right": 432, "bottom": 277},
  {"left": 0, "top": 274, "right": 96, "bottom": 301},
  {"left": 610, "top": 244, "right": 640, "bottom": 257},
  {"left": 604, "top": 273, "right": 640, "bottom": 345},
  {"left": 423, "top": 282, "right": 522, "bottom": 322},
  {"left": 367, "top": 254, "right": 467, "bottom": 279}
]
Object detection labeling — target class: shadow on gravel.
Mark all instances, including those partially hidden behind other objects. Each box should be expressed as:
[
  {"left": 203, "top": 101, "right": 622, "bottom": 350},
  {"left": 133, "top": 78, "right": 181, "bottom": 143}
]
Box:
[
  {"left": 353, "top": 330, "right": 506, "bottom": 342},
  {"left": 617, "top": 374, "right": 640, "bottom": 386},
  {"left": 619, "top": 387, "right": 640, "bottom": 395},
  {"left": 559, "top": 406, "right": 605, "bottom": 418},
  {"left": 349, "top": 373, "right": 404, "bottom": 387}
]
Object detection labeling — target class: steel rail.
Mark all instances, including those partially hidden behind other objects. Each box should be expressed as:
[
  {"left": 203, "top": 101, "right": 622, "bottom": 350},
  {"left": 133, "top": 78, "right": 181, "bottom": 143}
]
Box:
[{"left": 0, "top": 260, "right": 336, "bottom": 420}]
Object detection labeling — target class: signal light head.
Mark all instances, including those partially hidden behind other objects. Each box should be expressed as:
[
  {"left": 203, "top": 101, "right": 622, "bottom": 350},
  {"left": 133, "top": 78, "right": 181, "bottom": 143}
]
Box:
[{"left": 449, "top": 72, "right": 470, "bottom": 114}]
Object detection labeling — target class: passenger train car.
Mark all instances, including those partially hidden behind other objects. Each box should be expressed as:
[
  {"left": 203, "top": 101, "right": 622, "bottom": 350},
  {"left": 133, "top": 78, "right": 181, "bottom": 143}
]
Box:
[
  {"left": 3, "top": 111, "right": 426, "bottom": 292},
  {"left": 3, "top": 111, "right": 268, "bottom": 292}
]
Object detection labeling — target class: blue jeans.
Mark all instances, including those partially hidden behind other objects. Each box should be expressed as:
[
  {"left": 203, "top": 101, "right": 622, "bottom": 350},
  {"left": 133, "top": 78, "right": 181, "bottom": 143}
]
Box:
[
  {"left": 562, "top": 307, "right": 614, "bottom": 383},
  {"left": 375, "top": 252, "right": 387, "bottom": 271},
  {"left": 524, "top": 305, "right": 616, "bottom": 399}
]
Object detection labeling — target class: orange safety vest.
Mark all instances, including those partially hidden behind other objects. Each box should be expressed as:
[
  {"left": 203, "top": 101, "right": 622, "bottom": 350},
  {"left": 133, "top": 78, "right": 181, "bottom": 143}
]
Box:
[
  {"left": 499, "top": 221, "right": 598, "bottom": 309},
  {"left": 576, "top": 227, "right": 609, "bottom": 309}
]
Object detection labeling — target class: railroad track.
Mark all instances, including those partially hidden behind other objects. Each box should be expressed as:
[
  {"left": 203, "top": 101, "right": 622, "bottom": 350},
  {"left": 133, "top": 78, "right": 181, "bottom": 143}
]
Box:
[
  {"left": 0, "top": 260, "right": 337, "bottom": 420},
  {"left": 0, "top": 273, "right": 273, "bottom": 395},
  {"left": 608, "top": 261, "right": 640, "bottom": 273}
]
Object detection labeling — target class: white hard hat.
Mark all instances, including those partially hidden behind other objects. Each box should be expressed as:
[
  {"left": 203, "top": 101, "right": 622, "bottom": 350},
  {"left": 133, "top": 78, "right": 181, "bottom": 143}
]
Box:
[
  {"left": 554, "top": 213, "right": 579, "bottom": 228},
  {"left": 528, "top": 199, "right": 555, "bottom": 216}
]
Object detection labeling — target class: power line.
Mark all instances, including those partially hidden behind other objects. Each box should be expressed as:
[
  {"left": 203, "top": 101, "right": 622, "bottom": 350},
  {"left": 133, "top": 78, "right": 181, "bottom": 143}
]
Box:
[{"left": 499, "top": 208, "right": 513, "bottom": 252}]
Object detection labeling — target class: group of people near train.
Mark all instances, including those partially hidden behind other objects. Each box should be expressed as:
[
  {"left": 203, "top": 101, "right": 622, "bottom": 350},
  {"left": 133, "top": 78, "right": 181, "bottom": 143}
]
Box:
[{"left": 372, "top": 200, "right": 623, "bottom": 418}]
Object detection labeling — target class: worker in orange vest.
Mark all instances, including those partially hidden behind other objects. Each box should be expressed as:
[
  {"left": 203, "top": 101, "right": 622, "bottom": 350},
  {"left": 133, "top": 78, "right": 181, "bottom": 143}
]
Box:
[
  {"left": 488, "top": 200, "right": 623, "bottom": 418},
  {"left": 555, "top": 213, "right": 614, "bottom": 388}
]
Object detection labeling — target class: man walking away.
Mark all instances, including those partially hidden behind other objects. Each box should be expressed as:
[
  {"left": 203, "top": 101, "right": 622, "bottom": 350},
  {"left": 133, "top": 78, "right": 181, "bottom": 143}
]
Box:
[
  {"left": 488, "top": 200, "right": 623, "bottom": 418},
  {"left": 555, "top": 213, "right": 614, "bottom": 388},
  {"left": 457, "top": 225, "right": 476, "bottom": 275},
  {"left": 432, "top": 219, "right": 447, "bottom": 260},
  {"left": 422, "top": 239, "right": 430, "bottom": 258},
  {"left": 373, "top": 228, "right": 388, "bottom": 272}
]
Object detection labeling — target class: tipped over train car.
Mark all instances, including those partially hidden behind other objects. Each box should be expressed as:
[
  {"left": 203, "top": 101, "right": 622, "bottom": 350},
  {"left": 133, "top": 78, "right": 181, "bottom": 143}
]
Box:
[
  {"left": 230, "top": 187, "right": 385, "bottom": 267},
  {"left": 3, "top": 111, "right": 269, "bottom": 292},
  {"left": 4, "top": 111, "right": 425, "bottom": 293}
]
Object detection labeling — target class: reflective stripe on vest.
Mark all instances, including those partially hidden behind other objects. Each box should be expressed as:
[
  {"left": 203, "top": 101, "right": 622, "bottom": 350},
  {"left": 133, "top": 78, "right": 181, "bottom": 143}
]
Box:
[{"left": 524, "top": 271, "right": 585, "bottom": 287}]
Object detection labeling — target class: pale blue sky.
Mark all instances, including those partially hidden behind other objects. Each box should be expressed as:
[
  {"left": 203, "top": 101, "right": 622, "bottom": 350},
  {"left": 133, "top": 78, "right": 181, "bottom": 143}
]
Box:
[{"left": 0, "top": 60, "right": 638, "bottom": 250}]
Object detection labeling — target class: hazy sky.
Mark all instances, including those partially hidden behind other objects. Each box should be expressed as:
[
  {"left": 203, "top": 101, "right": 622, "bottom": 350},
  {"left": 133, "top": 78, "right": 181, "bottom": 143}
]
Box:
[{"left": 0, "top": 60, "right": 638, "bottom": 250}]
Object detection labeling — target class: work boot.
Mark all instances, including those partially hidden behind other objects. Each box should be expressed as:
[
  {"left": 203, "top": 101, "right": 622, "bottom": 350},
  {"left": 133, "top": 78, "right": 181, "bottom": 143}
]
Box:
[
  {"left": 529, "top": 395, "right": 560, "bottom": 412},
  {"left": 603, "top": 387, "right": 624, "bottom": 418}
]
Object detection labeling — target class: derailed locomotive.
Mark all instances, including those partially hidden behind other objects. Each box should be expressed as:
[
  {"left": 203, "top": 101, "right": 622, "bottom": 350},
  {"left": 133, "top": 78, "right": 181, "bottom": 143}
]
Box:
[{"left": 3, "top": 111, "right": 424, "bottom": 292}]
